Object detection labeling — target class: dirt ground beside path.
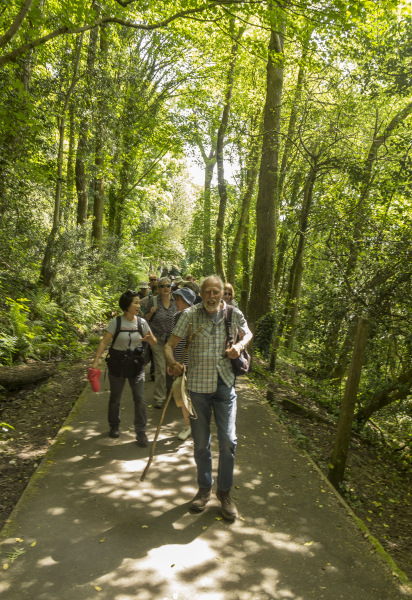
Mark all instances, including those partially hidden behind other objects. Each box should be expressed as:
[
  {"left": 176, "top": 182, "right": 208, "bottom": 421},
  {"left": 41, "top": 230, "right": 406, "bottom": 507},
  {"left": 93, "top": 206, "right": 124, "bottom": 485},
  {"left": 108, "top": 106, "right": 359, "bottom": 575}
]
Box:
[
  {"left": 0, "top": 357, "right": 411, "bottom": 587},
  {"left": 0, "top": 359, "right": 90, "bottom": 530}
]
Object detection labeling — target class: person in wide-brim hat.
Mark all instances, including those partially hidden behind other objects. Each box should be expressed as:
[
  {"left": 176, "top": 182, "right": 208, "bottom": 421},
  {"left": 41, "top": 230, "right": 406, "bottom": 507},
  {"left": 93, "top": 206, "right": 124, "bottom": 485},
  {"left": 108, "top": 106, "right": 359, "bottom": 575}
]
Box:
[{"left": 137, "top": 281, "right": 150, "bottom": 299}]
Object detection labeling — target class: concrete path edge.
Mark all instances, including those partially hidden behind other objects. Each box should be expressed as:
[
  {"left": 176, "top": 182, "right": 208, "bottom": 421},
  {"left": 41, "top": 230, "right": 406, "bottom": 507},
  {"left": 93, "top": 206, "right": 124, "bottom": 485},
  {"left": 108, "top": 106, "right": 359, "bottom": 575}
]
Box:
[
  {"left": 246, "top": 385, "right": 412, "bottom": 593},
  {"left": 0, "top": 385, "right": 90, "bottom": 539}
]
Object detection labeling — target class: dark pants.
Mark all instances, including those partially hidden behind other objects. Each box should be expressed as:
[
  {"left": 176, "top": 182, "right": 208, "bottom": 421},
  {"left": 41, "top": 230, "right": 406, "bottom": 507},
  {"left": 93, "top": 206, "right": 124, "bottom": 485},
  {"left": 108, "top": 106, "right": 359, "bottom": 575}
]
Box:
[
  {"left": 149, "top": 347, "right": 155, "bottom": 375},
  {"left": 108, "top": 372, "right": 146, "bottom": 433}
]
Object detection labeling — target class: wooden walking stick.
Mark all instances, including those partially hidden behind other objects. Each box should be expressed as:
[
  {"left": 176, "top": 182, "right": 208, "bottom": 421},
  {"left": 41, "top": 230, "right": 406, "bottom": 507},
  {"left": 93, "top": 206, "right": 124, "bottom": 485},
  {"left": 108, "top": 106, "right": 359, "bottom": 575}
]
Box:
[{"left": 140, "top": 323, "right": 203, "bottom": 482}]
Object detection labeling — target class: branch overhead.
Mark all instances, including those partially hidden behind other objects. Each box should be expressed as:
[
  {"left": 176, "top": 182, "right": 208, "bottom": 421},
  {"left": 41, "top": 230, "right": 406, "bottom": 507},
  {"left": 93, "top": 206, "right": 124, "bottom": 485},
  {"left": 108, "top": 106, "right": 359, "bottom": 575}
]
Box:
[{"left": 0, "top": 0, "right": 263, "bottom": 66}]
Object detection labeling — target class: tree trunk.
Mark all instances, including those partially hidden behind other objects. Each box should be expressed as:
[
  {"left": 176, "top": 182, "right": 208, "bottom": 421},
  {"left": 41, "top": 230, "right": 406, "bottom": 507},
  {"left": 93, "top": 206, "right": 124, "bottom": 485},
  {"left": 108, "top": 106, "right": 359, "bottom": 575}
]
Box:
[
  {"left": 64, "top": 101, "right": 76, "bottom": 224},
  {"left": 108, "top": 183, "right": 117, "bottom": 236},
  {"left": 214, "top": 29, "right": 241, "bottom": 280},
  {"left": 247, "top": 27, "right": 284, "bottom": 326},
  {"left": 75, "top": 20, "right": 99, "bottom": 226},
  {"left": 284, "top": 164, "right": 317, "bottom": 348},
  {"left": 239, "top": 214, "right": 250, "bottom": 315},
  {"left": 328, "top": 316, "right": 369, "bottom": 489},
  {"left": 273, "top": 229, "right": 288, "bottom": 296},
  {"left": 269, "top": 163, "right": 317, "bottom": 368},
  {"left": 40, "top": 34, "right": 84, "bottom": 286},
  {"left": 278, "top": 26, "right": 312, "bottom": 201},
  {"left": 274, "top": 163, "right": 304, "bottom": 296},
  {"left": 202, "top": 156, "right": 216, "bottom": 274},
  {"left": 75, "top": 126, "right": 89, "bottom": 225},
  {"left": 226, "top": 119, "right": 261, "bottom": 285},
  {"left": 355, "top": 368, "right": 412, "bottom": 426},
  {"left": 269, "top": 246, "right": 297, "bottom": 371},
  {"left": 91, "top": 25, "right": 108, "bottom": 249},
  {"left": 111, "top": 82, "right": 138, "bottom": 240},
  {"left": 329, "top": 316, "right": 359, "bottom": 382},
  {"left": 113, "top": 150, "right": 131, "bottom": 239}
]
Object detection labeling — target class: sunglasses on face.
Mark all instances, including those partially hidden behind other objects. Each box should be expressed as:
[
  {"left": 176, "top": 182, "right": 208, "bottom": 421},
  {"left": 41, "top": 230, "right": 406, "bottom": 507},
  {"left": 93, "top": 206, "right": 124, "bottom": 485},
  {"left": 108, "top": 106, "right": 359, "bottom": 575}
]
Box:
[
  {"left": 150, "top": 278, "right": 157, "bottom": 281},
  {"left": 223, "top": 291, "right": 232, "bottom": 296},
  {"left": 160, "top": 284, "right": 171, "bottom": 288}
]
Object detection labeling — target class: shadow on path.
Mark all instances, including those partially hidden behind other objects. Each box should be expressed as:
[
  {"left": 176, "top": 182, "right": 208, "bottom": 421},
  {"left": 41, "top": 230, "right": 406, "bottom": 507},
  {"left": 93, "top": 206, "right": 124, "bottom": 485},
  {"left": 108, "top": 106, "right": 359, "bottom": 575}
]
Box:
[{"left": 0, "top": 373, "right": 409, "bottom": 599}]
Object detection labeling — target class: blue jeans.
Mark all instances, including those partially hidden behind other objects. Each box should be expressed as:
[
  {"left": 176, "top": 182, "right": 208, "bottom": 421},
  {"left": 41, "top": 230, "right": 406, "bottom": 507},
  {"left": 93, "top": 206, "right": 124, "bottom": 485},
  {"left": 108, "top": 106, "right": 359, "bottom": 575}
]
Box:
[
  {"left": 108, "top": 372, "right": 146, "bottom": 433},
  {"left": 189, "top": 375, "right": 237, "bottom": 491}
]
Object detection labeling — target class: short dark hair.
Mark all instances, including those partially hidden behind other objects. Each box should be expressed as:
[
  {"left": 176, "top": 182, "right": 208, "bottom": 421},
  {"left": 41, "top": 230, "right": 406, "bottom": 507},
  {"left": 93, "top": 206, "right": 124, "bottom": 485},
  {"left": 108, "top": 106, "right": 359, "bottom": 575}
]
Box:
[{"left": 119, "top": 290, "right": 139, "bottom": 311}]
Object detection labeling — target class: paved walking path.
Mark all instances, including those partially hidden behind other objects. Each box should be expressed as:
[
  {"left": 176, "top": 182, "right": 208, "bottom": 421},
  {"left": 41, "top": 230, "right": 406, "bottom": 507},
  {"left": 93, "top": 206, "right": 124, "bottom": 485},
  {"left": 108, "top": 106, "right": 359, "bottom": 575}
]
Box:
[{"left": 0, "top": 371, "right": 409, "bottom": 600}]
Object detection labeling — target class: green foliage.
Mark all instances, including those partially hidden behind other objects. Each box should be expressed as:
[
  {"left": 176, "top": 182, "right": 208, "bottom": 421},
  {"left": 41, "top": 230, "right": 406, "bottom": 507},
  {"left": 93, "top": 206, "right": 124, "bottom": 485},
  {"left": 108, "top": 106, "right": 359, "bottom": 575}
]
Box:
[
  {"left": 0, "top": 0, "right": 411, "bottom": 463},
  {"left": 1, "top": 297, "right": 48, "bottom": 364}
]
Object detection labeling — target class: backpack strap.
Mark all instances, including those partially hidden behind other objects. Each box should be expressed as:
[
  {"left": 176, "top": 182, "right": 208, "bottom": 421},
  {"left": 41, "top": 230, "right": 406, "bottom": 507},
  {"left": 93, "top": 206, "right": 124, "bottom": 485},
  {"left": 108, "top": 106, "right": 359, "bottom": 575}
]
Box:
[
  {"left": 224, "top": 305, "right": 235, "bottom": 348},
  {"left": 153, "top": 295, "right": 158, "bottom": 308},
  {"left": 109, "top": 316, "right": 122, "bottom": 349}
]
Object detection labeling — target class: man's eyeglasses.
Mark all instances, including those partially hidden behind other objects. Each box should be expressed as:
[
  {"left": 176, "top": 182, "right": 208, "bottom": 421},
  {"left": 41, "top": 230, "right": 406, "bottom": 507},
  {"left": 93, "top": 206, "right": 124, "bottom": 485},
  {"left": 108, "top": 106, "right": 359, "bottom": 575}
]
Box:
[
  {"left": 159, "top": 284, "right": 171, "bottom": 288},
  {"left": 149, "top": 278, "right": 157, "bottom": 281}
]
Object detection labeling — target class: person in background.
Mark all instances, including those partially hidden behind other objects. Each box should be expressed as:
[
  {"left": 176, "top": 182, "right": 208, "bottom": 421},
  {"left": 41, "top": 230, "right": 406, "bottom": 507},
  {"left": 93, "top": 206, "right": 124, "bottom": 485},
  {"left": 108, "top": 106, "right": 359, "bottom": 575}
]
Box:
[
  {"left": 174, "top": 276, "right": 183, "bottom": 290},
  {"left": 137, "top": 281, "right": 150, "bottom": 300},
  {"left": 141, "top": 281, "right": 158, "bottom": 311},
  {"left": 90, "top": 290, "right": 157, "bottom": 446},
  {"left": 140, "top": 282, "right": 158, "bottom": 381},
  {"left": 169, "top": 275, "right": 178, "bottom": 292},
  {"left": 143, "top": 276, "right": 176, "bottom": 408},
  {"left": 184, "top": 275, "right": 200, "bottom": 295},
  {"left": 223, "top": 282, "right": 238, "bottom": 307},
  {"left": 166, "top": 286, "right": 197, "bottom": 440},
  {"left": 148, "top": 273, "right": 158, "bottom": 293},
  {"left": 164, "top": 275, "right": 252, "bottom": 521},
  {"left": 182, "top": 281, "right": 202, "bottom": 305}
]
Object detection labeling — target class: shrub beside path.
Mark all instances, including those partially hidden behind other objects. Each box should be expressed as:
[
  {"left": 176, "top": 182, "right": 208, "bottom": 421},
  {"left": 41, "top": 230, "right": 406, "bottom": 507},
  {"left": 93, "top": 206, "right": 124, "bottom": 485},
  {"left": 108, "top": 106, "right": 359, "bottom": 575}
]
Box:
[{"left": 0, "top": 372, "right": 410, "bottom": 599}]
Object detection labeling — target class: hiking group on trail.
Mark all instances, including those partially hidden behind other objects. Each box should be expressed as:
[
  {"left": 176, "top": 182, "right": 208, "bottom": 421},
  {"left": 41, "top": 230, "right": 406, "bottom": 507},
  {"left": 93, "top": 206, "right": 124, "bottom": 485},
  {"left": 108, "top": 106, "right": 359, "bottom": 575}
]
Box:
[{"left": 90, "top": 273, "right": 252, "bottom": 521}]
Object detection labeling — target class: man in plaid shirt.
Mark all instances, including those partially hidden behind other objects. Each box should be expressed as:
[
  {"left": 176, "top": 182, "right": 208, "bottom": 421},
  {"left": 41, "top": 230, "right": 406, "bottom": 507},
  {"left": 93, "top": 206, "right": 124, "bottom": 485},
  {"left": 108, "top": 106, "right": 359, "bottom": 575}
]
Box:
[{"left": 164, "top": 275, "right": 252, "bottom": 521}]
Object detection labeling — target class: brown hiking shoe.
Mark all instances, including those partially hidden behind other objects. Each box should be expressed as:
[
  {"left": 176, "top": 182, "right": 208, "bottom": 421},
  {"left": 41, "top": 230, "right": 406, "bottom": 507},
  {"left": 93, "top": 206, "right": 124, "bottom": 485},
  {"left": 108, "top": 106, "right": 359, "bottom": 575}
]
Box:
[
  {"left": 190, "top": 487, "right": 212, "bottom": 513},
  {"left": 216, "top": 488, "right": 238, "bottom": 521}
]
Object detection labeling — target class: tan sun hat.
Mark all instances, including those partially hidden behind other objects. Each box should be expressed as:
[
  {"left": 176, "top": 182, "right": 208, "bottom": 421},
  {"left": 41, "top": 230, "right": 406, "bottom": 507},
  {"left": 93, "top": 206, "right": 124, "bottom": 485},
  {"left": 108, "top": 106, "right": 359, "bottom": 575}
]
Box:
[{"left": 172, "top": 366, "right": 196, "bottom": 416}]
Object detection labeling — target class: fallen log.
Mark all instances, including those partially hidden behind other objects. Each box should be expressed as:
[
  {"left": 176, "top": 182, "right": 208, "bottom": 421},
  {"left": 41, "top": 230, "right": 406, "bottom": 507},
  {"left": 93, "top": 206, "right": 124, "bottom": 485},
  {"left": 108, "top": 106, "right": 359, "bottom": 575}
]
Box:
[
  {"left": 0, "top": 362, "right": 57, "bottom": 390},
  {"left": 279, "top": 398, "right": 335, "bottom": 426}
]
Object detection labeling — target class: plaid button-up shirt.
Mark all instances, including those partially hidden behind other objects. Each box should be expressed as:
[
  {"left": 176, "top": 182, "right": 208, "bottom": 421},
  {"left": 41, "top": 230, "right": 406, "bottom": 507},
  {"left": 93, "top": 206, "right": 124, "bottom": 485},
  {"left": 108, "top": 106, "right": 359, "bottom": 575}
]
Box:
[{"left": 172, "top": 301, "right": 251, "bottom": 393}]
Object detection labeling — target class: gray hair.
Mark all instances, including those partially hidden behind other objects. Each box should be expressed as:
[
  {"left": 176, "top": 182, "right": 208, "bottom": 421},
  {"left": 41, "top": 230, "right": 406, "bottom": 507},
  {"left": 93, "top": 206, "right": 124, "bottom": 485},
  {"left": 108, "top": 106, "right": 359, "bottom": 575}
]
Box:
[
  {"left": 158, "top": 276, "right": 171, "bottom": 288},
  {"left": 200, "top": 275, "right": 224, "bottom": 295}
]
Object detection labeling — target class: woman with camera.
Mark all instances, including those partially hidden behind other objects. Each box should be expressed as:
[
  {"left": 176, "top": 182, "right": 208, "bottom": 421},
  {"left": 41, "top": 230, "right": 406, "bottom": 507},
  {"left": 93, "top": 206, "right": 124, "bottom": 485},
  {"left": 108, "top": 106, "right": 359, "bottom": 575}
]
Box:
[{"left": 91, "top": 290, "right": 157, "bottom": 446}]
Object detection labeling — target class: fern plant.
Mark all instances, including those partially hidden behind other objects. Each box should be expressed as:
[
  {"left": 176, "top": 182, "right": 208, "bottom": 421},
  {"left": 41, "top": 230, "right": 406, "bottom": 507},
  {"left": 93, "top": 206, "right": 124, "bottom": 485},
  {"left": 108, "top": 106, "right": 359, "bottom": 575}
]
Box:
[{"left": 4, "top": 298, "right": 48, "bottom": 362}]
